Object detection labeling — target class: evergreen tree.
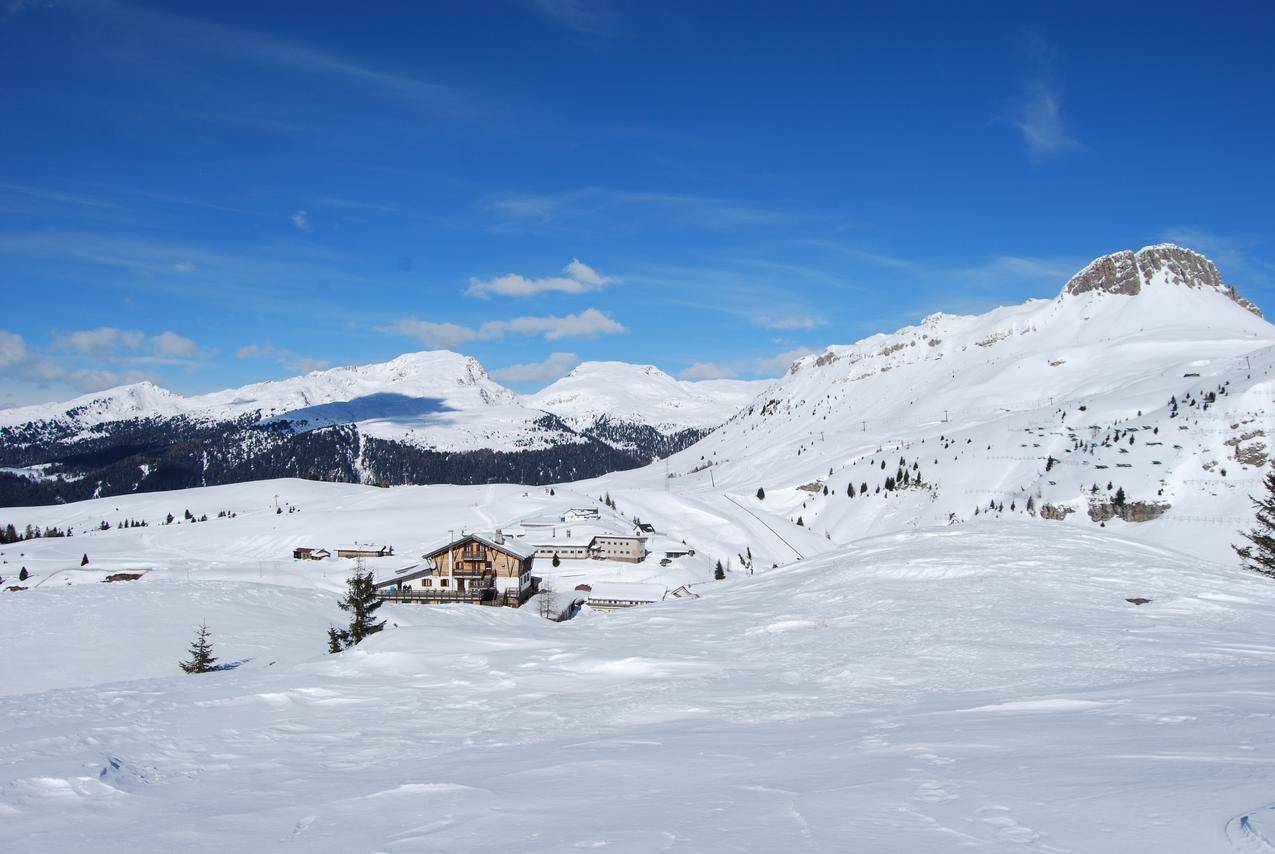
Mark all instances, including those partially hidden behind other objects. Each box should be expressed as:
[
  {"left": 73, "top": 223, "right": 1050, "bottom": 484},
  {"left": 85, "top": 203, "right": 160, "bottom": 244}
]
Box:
[
  {"left": 714, "top": 560, "right": 725, "bottom": 581},
  {"left": 80, "top": 553, "right": 89, "bottom": 566},
  {"left": 552, "top": 552, "right": 561, "bottom": 567},
  {"left": 332, "top": 563, "right": 385, "bottom": 650},
  {"left": 796, "top": 516, "right": 804, "bottom": 526},
  {"left": 179, "top": 622, "right": 218, "bottom": 673},
  {"left": 18, "top": 567, "right": 28, "bottom": 581},
  {"left": 1113, "top": 487, "right": 1126, "bottom": 507},
  {"left": 1236, "top": 470, "right": 1275, "bottom": 579},
  {"left": 756, "top": 487, "right": 765, "bottom": 500},
  {"left": 327, "top": 627, "right": 350, "bottom": 654}
]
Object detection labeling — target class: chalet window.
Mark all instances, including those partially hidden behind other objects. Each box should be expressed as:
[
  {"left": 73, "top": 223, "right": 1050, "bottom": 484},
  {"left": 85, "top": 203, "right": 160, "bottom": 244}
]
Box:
[
  {"left": 423, "top": 579, "right": 432, "bottom": 587},
  {"left": 440, "top": 578, "right": 448, "bottom": 587}
]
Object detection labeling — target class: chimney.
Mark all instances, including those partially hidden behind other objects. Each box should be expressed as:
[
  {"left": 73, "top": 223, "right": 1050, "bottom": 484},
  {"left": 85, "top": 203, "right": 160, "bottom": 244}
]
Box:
[{"left": 494, "top": 528, "right": 505, "bottom": 544}]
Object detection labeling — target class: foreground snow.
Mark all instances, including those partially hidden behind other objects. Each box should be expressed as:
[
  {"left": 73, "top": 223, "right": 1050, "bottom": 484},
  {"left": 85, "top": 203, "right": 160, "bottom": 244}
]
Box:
[{"left": 3, "top": 518, "right": 1275, "bottom": 852}]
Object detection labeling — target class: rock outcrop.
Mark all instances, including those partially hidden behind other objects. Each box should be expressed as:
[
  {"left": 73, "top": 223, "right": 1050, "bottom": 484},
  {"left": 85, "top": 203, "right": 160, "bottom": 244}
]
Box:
[
  {"left": 1063, "top": 244, "right": 1262, "bottom": 317},
  {"left": 1087, "top": 500, "right": 1172, "bottom": 524}
]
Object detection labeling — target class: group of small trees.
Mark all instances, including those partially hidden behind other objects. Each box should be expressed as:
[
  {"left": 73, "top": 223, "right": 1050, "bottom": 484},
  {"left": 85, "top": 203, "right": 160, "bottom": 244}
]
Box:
[{"left": 178, "top": 565, "right": 387, "bottom": 674}]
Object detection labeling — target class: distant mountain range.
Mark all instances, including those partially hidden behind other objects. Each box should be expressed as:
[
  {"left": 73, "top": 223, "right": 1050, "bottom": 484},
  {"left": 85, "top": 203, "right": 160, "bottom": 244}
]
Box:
[{"left": 0, "top": 352, "right": 769, "bottom": 505}]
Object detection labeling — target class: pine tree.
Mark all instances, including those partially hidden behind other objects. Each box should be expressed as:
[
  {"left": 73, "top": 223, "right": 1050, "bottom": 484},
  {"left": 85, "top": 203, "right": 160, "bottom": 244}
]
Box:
[
  {"left": 80, "top": 553, "right": 89, "bottom": 566},
  {"left": 1113, "top": 487, "right": 1126, "bottom": 507},
  {"left": 714, "top": 560, "right": 725, "bottom": 580},
  {"left": 327, "top": 627, "right": 350, "bottom": 654},
  {"left": 332, "top": 562, "right": 385, "bottom": 650},
  {"left": 179, "top": 622, "right": 218, "bottom": 673},
  {"left": 796, "top": 516, "right": 804, "bottom": 526},
  {"left": 552, "top": 552, "right": 561, "bottom": 567},
  {"left": 18, "top": 567, "right": 28, "bottom": 581},
  {"left": 756, "top": 487, "right": 765, "bottom": 500},
  {"left": 1236, "top": 470, "right": 1275, "bottom": 579}
]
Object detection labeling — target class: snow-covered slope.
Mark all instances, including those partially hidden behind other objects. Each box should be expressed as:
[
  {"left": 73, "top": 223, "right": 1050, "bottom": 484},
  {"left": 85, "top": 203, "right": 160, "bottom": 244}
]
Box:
[
  {"left": 528, "top": 361, "right": 768, "bottom": 433},
  {"left": 3, "top": 485, "right": 1275, "bottom": 852},
  {"left": 596, "top": 244, "right": 1275, "bottom": 563},
  {"left": 525, "top": 361, "right": 770, "bottom": 458}
]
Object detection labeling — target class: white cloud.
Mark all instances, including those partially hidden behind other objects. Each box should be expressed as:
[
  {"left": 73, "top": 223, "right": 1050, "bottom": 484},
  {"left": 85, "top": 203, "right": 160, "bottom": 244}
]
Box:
[
  {"left": 0, "top": 330, "right": 28, "bottom": 367},
  {"left": 1014, "top": 81, "right": 1081, "bottom": 159},
  {"left": 291, "top": 210, "right": 312, "bottom": 232},
  {"left": 528, "top": 0, "right": 616, "bottom": 34},
  {"left": 466, "top": 258, "right": 614, "bottom": 299},
  {"left": 172, "top": 261, "right": 197, "bottom": 272},
  {"left": 235, "top": 341, "right": 330, "bottom": 374},
  {"left": 52, "top": 327, "right": 205, "bottom": 363},
  {"left": 485, "top": 308, "right": 627, "bottom": 341},
  {"left": 388, "top": 308, "right": 627, "bottom": 348},
  {"left": 755, "top": 347, "right": 814, "bottom": 376},
  {"left": 759, "top": 315, "right": 825, "bottom": 331},
  {"left": 680, "top": 362, "right": 737, "bottom": 380},
  {"left": 386, "top": 320, "right": 480, "bottom": 349},
  {"left": 151, "top": 330, "right": 199, "bottom": 358},
  {"left": 490, "top": 352, "right": 580, "bottom": 384}
]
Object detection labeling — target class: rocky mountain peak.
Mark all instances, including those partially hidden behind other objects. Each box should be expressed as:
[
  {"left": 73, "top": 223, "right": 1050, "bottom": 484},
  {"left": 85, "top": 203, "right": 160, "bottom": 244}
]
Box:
[{"left": 1062, "top": 244, "right": 1261, "bottom": 317}]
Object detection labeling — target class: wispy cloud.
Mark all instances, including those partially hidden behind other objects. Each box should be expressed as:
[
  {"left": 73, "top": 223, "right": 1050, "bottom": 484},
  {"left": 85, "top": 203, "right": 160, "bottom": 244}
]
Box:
[
  {"left": 527, "top": 0, "right": 617, "bottom": 35},
  {"left": 1011, "top": 37, "right": 1082, "bottom": 160},
  {"left": 466, "top": 258, "right": 613, "bottom": 298},
  {"left": 679, "top": 362, "right": 737, "bottom": 380},
  {"left": 290, "top": 210, "right": 312, "bottom": 232},
  {"left": 755, "top": 347, "right": 814, "bottom": 376},
  {"left": 758, "top": 315, "right": 826, "bottom": 331},
  {"left": 235, "top": 341, "right": 330, "bottom": 374},
  {"left": 1014, "top": 81, "right": 1081, "bottom": 159},
  {"left": 51, "top": 326, "right": 206, "bottom": 364},
  {"left": 485, "top": 187, "right": 795, "bottom": 234},
  {"left": 0, "top": 328, "right": 163, "bottom": 394},
  {"left": 491, "top": 351, "right": 580, "bottom": 384},
  {"left": 387, "top": 307, "right": 628, "bottom": 349}
]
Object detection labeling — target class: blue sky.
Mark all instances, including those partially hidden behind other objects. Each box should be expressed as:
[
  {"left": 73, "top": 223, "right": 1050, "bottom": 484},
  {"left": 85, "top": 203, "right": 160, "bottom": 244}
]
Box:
[{"left": 2, "top": 0, "right": 1273, "bottom": 405}]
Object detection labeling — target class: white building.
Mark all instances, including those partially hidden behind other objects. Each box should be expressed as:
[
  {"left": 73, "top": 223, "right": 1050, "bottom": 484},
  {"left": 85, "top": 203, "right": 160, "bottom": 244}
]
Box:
[{"left": 585, "top": 582, "right": 667, "bottom": 612}]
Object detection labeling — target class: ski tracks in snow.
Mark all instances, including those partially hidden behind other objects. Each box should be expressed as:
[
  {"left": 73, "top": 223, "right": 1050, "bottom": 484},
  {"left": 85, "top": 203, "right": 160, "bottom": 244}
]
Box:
[{"left": 1228, "top": 804, "right": 1275, "bottom": 852}]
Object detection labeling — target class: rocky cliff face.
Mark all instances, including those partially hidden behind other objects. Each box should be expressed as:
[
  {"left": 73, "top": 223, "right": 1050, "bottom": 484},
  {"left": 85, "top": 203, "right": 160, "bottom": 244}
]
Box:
[{"left": 1063, "top": 244, "right": 1262, "bottom": 317}]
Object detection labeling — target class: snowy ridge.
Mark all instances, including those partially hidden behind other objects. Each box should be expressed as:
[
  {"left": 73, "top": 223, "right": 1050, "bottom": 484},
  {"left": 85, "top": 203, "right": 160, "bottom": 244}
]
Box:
[
  {"left": 596, "top": 244, "right": 1275, "bottom": 564},
  {"left": 527, "top": 361, "right": 770, "bottom": 432}
]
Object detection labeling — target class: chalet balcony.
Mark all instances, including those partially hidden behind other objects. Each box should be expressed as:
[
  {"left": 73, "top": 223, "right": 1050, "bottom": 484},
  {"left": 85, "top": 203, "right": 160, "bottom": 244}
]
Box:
[{"left": 376, "top": 587, "right": 529, "bottom": 607}]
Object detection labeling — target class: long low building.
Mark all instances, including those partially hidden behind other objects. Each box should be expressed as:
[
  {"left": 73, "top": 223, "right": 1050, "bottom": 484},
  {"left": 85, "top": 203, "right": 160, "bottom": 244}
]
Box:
[
  {"left": 522, "top": 526, "right": 648, "bottom": 563},
  {"left": 584, "top": 581, "right": 667, "bottom": 612}
]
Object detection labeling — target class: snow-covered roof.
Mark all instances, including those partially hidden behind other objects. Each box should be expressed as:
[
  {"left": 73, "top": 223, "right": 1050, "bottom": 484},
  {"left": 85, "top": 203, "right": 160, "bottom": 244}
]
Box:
[
  {"left": 585, "top": 582, "right": 667, "bottom": 603},
  {"left": 423, "top": 532, "right": 537, "bottom": 561}
]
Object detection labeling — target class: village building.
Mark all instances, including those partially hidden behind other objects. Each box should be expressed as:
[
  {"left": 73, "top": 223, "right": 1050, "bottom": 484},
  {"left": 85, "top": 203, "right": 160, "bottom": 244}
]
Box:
[
  {"left": 584, "top": 581, "right": 667, "bottom": 612},
  {"left": 523, "top": 526, "right": 648, "bottom": 564},
  {"left": 292, "top": 547, "right": 331, "bottom": 560},
  {"left": 562, "top": 507, "right": 601, "bottom": 522},
  {"left": 337, "top": 544, "right": 394, "bottom": 559},
  {"left": 373, "top": 531, "right": 537, "bottom": 607}
]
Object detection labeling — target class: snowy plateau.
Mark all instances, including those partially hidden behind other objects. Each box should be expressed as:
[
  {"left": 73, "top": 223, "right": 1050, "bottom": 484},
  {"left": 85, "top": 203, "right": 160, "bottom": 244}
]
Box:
[{"left": 4, "top": 244, "right": 1275, "bottom": 852}]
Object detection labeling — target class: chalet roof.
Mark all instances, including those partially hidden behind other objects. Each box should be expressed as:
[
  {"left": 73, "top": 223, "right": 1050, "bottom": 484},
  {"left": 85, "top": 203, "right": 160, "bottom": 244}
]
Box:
[
  {"left": 423, "top": 531, "right": 536, "bottom": 561},
  {"left": 372, "top": 562, "right": 429, "bottom": 587},
  {"left": 585, "top": 582, "right": 667, "bottom": 604}
]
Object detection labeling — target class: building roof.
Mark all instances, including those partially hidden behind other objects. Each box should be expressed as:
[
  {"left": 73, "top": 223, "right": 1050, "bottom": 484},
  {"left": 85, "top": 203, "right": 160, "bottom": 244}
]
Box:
[
  {"left": 585, "top": 582, "right": 667, "bottom": 603},
  {"left": 372, "top": 562, "right": 429, "bottom": 587},
  {"left": 423, "top": 531, "right": 537, "bottom": 561}
]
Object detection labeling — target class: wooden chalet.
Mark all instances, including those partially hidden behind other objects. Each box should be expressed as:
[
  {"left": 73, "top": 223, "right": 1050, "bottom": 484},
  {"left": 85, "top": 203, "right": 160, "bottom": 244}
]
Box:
[
  {"left": 293, "top": 547, "right": 331, "bottom": 560},
  {"left": 373, "top": 531, "right": 538, "bottom": 607}
]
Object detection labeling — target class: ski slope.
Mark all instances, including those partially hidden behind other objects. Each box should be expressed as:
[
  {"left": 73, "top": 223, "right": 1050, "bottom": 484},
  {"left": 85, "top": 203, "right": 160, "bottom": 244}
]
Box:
[{"left": 2, "top": 518, "right": 1275, "bottom": 852}]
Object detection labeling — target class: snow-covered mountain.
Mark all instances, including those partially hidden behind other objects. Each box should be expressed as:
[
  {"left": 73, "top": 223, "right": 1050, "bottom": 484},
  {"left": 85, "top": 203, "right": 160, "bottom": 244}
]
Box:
[
  {"left": 602, "top": 244, "right": 1275, "bottom": 563},
  {"left": 0, "top": 352, "right": 765, "bottom": 505},
  {"left": 526, "top": 361, "right": 770, "bottom": 458}
]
